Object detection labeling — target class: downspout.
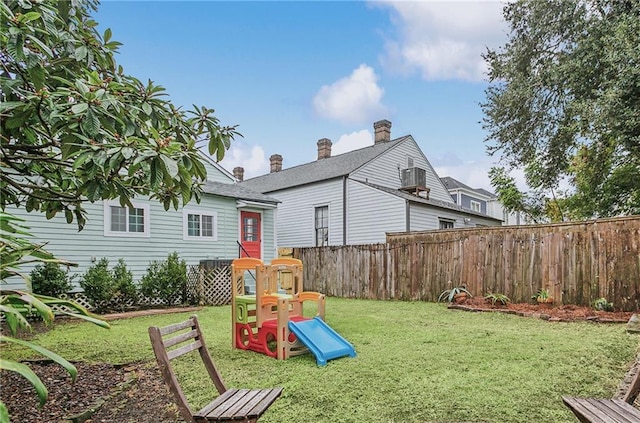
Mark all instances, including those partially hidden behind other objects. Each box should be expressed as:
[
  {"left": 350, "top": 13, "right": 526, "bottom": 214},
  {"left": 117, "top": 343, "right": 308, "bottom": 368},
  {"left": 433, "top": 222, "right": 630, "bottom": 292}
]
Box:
[
  {"left": 273, "top": 208, "right": 278, "bottom": 258},
  {"left": 342, "top": 176, "right": 347, "bottom": 245},
  {"left": 405, "top": 199, "right": 410, "bottom": 232}
]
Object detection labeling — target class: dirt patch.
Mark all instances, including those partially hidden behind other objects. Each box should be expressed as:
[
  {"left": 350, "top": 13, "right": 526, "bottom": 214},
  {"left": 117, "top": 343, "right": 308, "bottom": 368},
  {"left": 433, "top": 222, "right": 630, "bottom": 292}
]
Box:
[
  {"left": 451, "top": 296, "right": 635, "bottom": 323},
  {"left": 0, "top": 307, "right": 201, "bottom": 422},
  {"left": 0, "top": 360, "right": 182, "bottom": 423}
]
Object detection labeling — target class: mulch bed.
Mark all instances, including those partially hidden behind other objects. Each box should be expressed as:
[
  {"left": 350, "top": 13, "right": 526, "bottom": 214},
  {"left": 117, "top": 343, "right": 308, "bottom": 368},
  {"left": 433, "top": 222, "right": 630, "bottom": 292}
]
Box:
[
  {"left": 0, "top": 361, "right": 182, "bottom": 423},
  {"left": 450, "top": 296, "right": 635, "bottom": 323},
  {"left": 0, "top": 307, "right": 197, "bottom": 423}
]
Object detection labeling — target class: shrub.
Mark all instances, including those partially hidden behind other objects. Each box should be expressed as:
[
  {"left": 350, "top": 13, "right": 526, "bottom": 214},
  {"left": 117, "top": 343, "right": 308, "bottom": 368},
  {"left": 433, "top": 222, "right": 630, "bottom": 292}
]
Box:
[
  {"left": 30, "top": 262, "right": 73, "bottom": 298},
  {"left": 112, "top": 258, "right": 137, "bottom": 304},
  {"left": 593, "top": 297, "right": 614, "bottom": 312},
  {"left": 437, "top": 286, "right": 472, "bottom": 303},
  {"left": 484, "top": 292, "right": 511, "bottom": 306},
  {"left": 79, "top": 258, "right": 117, "bottom": 307},
  {"left": 140, "top": 252, "right": 187, "bottom": 304}
]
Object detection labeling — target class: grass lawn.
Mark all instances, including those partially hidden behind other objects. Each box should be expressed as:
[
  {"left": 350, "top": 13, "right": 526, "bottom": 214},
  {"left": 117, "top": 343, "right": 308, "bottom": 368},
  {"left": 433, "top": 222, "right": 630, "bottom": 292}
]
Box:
[{"left": 3, "top": 298, "right": 638, "bottom": 422}]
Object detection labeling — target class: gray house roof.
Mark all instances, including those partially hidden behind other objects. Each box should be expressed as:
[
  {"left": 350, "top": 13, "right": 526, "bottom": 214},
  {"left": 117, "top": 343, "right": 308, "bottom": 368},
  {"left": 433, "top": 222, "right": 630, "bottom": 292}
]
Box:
[
  {"left": 203, "top": 181, "right": 280, "bottom": 204},
  {"left": 239, "top": 136, "right": 412, "bottom": 193},
  {"left": 440, "top": 176, "right": 496, "bottom": 199},
  {"left": 358, "top": 180, "right": 502, "bottom": 221}
]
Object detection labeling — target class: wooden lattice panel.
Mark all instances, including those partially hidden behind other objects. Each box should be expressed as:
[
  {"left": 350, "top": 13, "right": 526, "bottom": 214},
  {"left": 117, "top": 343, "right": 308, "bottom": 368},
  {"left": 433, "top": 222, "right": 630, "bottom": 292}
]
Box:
[
  {"left": 202, "top": 265, "right": 232, "bottom": 306},
  {"left": 185, "top": 264, "right": 232, "bottom": 306}
]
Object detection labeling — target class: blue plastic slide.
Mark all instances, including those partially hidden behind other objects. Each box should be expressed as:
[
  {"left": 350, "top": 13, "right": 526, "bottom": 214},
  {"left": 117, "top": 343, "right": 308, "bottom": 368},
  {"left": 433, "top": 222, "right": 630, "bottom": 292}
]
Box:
[{"left": 288, "top": 317, "right": 356, "bottom": 366}]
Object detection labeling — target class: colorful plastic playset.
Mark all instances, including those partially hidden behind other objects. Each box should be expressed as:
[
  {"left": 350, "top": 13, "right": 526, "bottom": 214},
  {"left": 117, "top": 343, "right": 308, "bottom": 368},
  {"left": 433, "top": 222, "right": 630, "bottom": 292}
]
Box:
[{"left": 231, "top": 257, "right": 356, "bottom": 366}]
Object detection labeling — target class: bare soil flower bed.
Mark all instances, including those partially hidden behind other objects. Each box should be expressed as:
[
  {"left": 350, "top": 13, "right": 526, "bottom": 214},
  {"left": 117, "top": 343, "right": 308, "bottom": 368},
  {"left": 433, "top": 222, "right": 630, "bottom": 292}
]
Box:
[
  {"left": 0, "top": 360, "right": 182, "bottom": 423},
  {"left": 450, "top": 296, "right": 635, "bottom": 323}
]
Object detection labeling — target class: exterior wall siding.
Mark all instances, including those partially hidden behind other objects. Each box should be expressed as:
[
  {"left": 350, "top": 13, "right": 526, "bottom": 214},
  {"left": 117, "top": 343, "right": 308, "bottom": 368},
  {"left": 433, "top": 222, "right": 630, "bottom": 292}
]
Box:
[
  {"left": 459, "top": 193, "right": 487, "bottom": 214},
  {"left": 409, "top": 203, "right": 500, "bottom": 230},
  {"left": 269, "top": 178, "right": 344, "bottom": 248},
  {"left": 351, "top": 138, "right": 454, "bottom": 203},
  {"left": 203, "top": 158, "right": 235, "bottom": 183},
  {"left": 347, "top": 180, "right": 406, "bottom": 244},
  {"left": 5, "top": 194, "right": 279, "bottom": 291}
]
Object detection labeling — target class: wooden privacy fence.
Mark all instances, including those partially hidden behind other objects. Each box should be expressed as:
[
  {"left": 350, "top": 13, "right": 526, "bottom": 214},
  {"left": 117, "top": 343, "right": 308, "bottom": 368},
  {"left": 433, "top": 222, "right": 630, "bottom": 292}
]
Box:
[{"left": 293, "top": 216, "right": 640, "bottom": 311}]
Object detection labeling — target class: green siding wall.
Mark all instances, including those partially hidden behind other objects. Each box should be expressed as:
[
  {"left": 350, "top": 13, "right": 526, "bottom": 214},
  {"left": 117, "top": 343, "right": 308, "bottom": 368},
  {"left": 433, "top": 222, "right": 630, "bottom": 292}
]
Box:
[{"left": 6, "top": 195, "right": 249, "bottom": 291}]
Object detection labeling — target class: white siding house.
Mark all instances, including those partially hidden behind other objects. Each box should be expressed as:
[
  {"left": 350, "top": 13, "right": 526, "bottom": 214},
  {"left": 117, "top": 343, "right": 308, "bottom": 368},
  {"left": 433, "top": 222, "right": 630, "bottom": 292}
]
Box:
[
  {"left": 441, "top": 176, "right": 528, "bottom": 226},
  {"left": 6, "top": 155, "right": 280, "bottom": 291},
  {"left": 239, "top": 120, "right": 502, "bottom": 248}
]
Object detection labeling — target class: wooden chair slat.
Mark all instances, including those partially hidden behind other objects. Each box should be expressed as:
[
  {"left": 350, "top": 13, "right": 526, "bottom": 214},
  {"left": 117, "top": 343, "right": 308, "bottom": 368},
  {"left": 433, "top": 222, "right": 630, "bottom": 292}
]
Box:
[
  {"left": 235, "top": 388, "right": 283, "bottom": 418},
  {"left": 164, "top": 329, "right": 198, "bottom": 348},
  {"left": 563, "top": 397, "right": 640, "bottom": 423},
  {"left": 159, "top": 319, "right": 195, "bottom": 336},
  {"left": 166, "top": 339, "right": 202, "bottom": 360},
  {"left": 195, "top": 389, "right": 239, "bottom": 418},
  {"left": 217, "top": 389, "right": 255, "bottom": 419},
  {"left": 609, "top": 399, "right": 640, "bottom": 422},
  {"left": 149, "top": 315, "right": 282, "bottom": 423}
]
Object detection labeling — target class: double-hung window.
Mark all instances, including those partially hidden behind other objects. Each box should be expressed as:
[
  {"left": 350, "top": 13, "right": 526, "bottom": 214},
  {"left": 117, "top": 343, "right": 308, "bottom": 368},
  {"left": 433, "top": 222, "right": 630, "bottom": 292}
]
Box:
[
  {"left": 314, "top": 205, "right": 329, "bottom": 247},
  {"left": 438, "top": 218, "right": 455, "bottom": 230},
  {"left": 470, "top": 200, "right": 481, "bottom": 213},
  {"left": 104, "top": 201, "right": 150, "bottom": 237},
  {"left": 184, "top": 210, "right": 217, "bottom": 240}
]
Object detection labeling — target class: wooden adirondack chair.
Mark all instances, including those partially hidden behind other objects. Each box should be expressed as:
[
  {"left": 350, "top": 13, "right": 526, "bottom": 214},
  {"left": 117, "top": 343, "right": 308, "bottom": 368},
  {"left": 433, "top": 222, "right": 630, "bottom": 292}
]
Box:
[
  {"left": 148, "top": 315, "right": 282, "bottom": 422},
  {"left": 562, "top": 364, "right": 640, "bottom": 423}
]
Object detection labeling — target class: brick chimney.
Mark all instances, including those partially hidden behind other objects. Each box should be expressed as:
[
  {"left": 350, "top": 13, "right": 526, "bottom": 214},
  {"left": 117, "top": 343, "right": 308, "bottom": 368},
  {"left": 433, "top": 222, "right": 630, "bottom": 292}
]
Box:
[
  {"left": 233, "top": 166, "right": 244, "bottom": 181},
  {"left": 270, "top": 154, "right": 282, "bottom": 173},
  {"left": 374, "top": 119, "right": 392, "bottom": 144},
  {"left": 317, "top": 138, "right": 332, "bottom": 160}
]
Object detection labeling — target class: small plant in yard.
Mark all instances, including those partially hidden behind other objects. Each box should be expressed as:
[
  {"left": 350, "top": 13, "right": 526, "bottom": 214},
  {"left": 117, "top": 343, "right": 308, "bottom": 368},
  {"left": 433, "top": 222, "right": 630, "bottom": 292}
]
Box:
[
  {"left": 532, "top": 288, "right": 553, "bottom": 304},
  {"left": 30, "top": 262, "right": 74, "bottom": 298},
  {"left": 112, "top": 258, "right": 137, "bottom": 305},
  {"left": 484, "top": 292, "right": 511, "bottom": 306},
  {"left": 140, "top": 252, "right": 187, "bottom": 305},
  {"left": 79, "top": 258, "right": 117, "bottom": 308},
  {"left": 593, "top": 297, "right": 614, "bottom": 312},
  {"left": 438, "top": 286, "right": 472, "bottom": 303}
]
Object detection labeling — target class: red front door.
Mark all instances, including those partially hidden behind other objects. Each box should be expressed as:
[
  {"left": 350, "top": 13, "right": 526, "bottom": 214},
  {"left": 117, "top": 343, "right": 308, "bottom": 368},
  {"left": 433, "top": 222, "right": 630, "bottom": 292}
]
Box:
[{"left": 240, "top": 211, "right": 261, "bottom": 258}]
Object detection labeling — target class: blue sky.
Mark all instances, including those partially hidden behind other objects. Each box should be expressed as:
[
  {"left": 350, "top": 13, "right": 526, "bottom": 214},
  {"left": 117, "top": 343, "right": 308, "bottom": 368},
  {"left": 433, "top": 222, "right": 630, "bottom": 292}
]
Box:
[{"left": 94, "top": 1, "right": 512, "bottom": 191}]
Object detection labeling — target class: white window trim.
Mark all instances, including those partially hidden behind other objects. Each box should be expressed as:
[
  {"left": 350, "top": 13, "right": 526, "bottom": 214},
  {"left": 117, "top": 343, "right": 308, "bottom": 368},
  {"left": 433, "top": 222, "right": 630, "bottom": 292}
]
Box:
[
  {"left": 470, "top": 200, "right": 481, "bottom": 212},
  {"left": 103, "top": 200, "right": 150, "bottom": 238},
  {"left": 313, "top": 204, "right": 330, "bottom": 247},
  {"left": 438, "top": 218, "right": 455, "bottom": 230},
  {"left": 183, "top": 209, "right": 218, "bottom": 241}
]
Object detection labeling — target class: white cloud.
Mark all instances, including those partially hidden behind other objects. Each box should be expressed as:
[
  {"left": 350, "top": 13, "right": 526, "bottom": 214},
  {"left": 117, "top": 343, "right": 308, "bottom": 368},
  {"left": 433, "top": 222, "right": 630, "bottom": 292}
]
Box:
[
  {"left": 219, "top": 143, "right": 269, "bottom": 180},
  {"left": 332, "top": 130, "right": 374, "bottom": 155},
  {"left": 377, "top": 1, "right": 507, "bottom": 81},
  {"left": 313, "top": 64, "right": 387, "bottom": 124}
]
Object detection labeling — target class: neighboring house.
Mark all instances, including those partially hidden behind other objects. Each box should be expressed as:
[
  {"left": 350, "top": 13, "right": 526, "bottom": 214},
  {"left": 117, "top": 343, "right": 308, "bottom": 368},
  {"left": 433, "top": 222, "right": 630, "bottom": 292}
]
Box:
[
  {"left": 237, "top": 120, "right": 501, "bottom": 248},
  {"left": 5, "top": 154, "right": 279, "bottom": 291},
  {"left": 440, "top": 176, "right": 526, "bottom": 225}
]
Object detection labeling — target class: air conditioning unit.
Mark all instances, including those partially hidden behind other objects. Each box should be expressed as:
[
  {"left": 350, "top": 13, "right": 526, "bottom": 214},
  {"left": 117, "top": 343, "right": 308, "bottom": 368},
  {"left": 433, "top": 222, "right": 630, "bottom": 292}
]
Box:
[{"left": 401, "top": 167, "right": 427, "bottom": 188}]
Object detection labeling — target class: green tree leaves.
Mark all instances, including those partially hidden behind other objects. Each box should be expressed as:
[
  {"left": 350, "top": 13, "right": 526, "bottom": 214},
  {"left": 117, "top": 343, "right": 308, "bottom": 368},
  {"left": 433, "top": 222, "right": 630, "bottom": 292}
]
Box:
[
  {"left": 482, "top": 0, "right": 640, "bottom": 219},
  {"left": 1, "top": 0, "right": 240, "bottom": 229}
]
